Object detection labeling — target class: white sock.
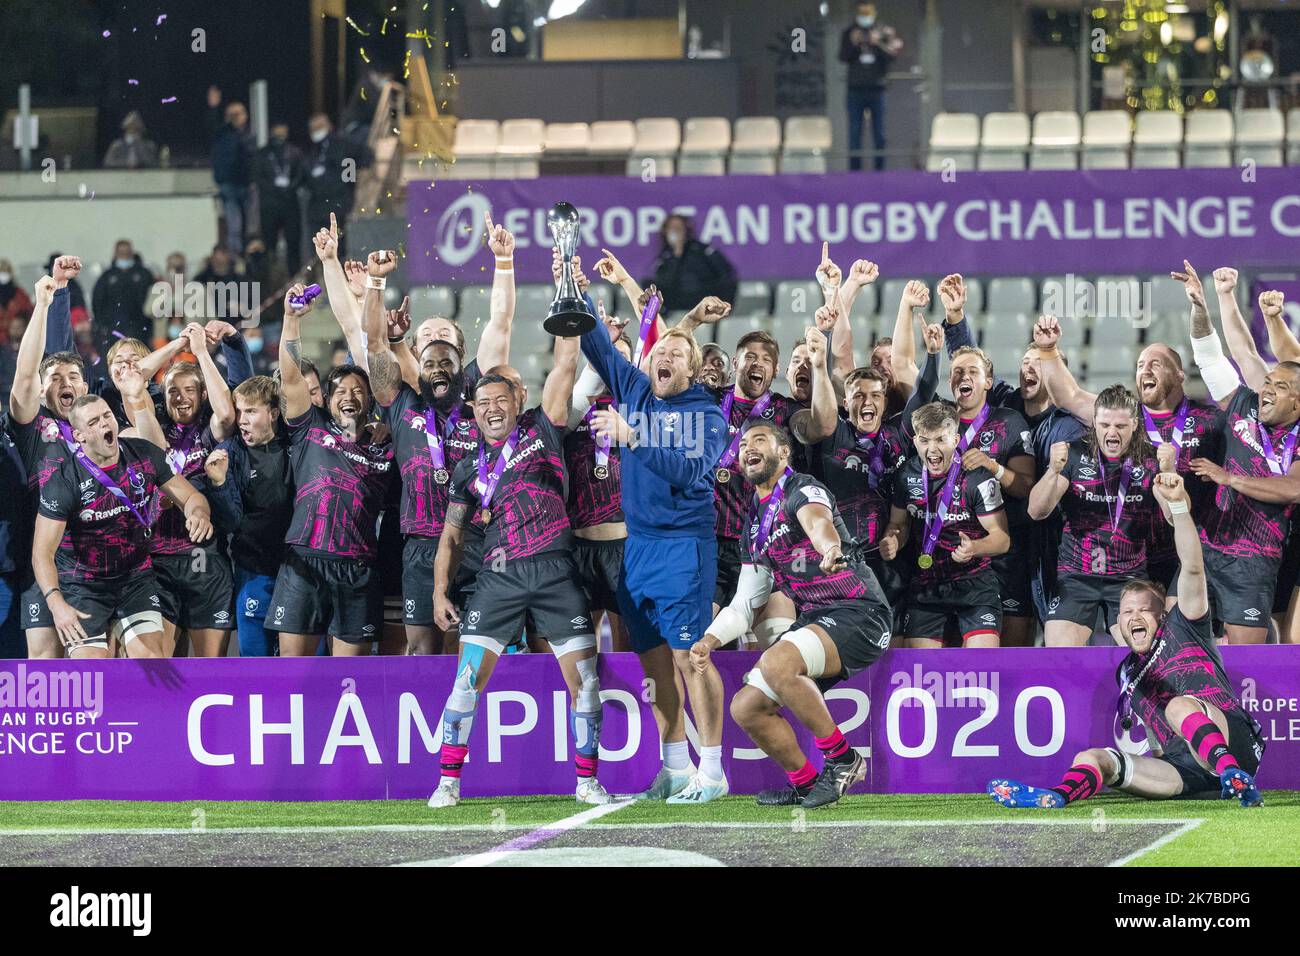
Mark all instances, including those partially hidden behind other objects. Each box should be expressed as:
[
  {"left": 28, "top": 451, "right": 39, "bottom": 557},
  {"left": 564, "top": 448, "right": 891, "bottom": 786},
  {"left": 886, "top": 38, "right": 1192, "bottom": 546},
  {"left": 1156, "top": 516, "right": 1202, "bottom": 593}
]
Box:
[
  {"left": 663, "top": 739, "right": 691, "bottom": 772},
  {"left": 700, "top": 745, "right": 723, "bottom": 781}
]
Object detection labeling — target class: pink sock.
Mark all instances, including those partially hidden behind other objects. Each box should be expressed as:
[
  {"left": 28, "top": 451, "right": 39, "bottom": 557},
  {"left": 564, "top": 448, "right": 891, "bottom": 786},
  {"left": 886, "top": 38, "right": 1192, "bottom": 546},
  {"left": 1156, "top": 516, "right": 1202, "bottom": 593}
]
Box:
[
  {"left": 787, "top": 760, "right": 817, "bottom": 788},
  {"left": 439, "top": 743, "right": 469, "bottom": 778},
  {"left": 1180, "top": 712, "right": 1238, "bottom": 775},
  {"left": 814, "top": 728, "right": 849, "bottom": 760},
  {"left": 575, "top": 754, "right": 598, "bottom": 779}
]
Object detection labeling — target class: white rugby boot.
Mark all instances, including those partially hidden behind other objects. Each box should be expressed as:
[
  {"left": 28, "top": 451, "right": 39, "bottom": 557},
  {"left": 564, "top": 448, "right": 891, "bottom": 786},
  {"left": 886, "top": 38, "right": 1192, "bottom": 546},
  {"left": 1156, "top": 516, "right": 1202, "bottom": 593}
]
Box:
[{"left": 427, "top": 777, "right": 461, "bottom": 808}]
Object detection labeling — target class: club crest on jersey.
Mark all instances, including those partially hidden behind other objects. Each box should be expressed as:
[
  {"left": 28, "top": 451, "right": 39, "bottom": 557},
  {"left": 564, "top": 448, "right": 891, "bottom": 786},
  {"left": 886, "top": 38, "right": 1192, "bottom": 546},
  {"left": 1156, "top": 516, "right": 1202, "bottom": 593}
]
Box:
[
  {"left": 321, "top": 434, "right": 338, "bottom": 449},
  {"left": 27, "top": 604, "right": 38, "bottom": 618},
  {"left": 1130, "top": 466, "right": 1145, "bottom": 480},
  {"left": 844, "top": 455, "right": 862, "bottom": 471},
  {"left": 980, "top": 431, "right": 994, "bottom": 448},
  {"left": 40, "top": 419, "right": 59, "bottom": 442},
  {"left": 410, "top": 416, "right": 427, "bottom": 432},
  {"left": 78, "top": 509, "right": 94, "bottom": 521},
  {"left": 405, "top": 599, "right": 416, "bottom": 615}
]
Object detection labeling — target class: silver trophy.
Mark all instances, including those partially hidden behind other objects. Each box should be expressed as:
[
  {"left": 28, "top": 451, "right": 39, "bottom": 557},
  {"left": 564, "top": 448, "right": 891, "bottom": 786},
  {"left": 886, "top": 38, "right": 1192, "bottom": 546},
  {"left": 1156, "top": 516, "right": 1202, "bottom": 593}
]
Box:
[{"left": 545, "top": 201, "right": 597, "bottom": 336}]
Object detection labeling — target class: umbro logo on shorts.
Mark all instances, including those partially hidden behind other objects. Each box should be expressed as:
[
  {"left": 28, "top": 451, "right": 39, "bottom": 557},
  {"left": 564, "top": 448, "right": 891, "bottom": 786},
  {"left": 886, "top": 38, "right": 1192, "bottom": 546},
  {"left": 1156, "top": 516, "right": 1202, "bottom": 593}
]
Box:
[
  {"left": 150, "top": 595, "right": 160, "bottom": 607},
  {"left": 571, "top": 616, "right": 588, "bottom": 627},
  {"left": 981, "top": 613, "right": 997, "bottom": 625},
  {"left": 1244, "top": 608, "right": 1260, "bottom": 620},
  {"left": 214, "top": 611, "right": 230, "bottom": 625},
  {"left": 1004, "top": 598, "right": 1020, "bottom": 609},
  {"left": 817, "top": 616, "right": 837, "bottom": 627}
]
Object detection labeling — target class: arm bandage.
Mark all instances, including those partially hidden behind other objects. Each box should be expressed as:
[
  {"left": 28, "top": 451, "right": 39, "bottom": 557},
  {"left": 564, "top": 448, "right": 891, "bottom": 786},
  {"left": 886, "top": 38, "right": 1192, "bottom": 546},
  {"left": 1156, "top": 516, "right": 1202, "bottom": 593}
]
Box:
[
  {"left": 706, "top": 564, "right": 774, "bottom": 646},
  {"left": 570, "top": 362, "right": 608, "bottom": 415},
  {"left": 1191, "top": 332, "right": 1241, "bottom": 403}
]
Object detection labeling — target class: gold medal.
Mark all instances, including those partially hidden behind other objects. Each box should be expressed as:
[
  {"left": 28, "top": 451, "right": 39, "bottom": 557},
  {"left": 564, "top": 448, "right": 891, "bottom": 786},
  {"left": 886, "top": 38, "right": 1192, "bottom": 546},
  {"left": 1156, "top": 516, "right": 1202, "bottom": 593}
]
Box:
[
  {"left": 717, "top": 467, "right": 731, "bottom": 484},
  {"left": 594, "top": 464, "right": 609, "bottom": 480},
  {"left": 917, "top": 553, "right": 933, "bottom": 569},
  {"left": 480, "top": 508, "right": 491, "bottom": 526}
]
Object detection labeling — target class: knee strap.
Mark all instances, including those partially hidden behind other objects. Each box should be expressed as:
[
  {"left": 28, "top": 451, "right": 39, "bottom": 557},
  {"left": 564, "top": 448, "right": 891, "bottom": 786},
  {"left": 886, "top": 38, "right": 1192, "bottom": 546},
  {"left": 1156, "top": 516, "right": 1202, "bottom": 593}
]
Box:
[
  {"left": 781, "top": 627, "right": 827, "bottom": 679},
  {"left": 753, "top": 617, "right": 795, "bottom": 647},
  {"left": 744, "top": 667, "right": 784, "bottom": 706},
  {"left": 1104, "top": 747, "right": 1134, "bottom": 789},
  {"left": 575, "top": 654, "right": 601, "bottom": 713}
]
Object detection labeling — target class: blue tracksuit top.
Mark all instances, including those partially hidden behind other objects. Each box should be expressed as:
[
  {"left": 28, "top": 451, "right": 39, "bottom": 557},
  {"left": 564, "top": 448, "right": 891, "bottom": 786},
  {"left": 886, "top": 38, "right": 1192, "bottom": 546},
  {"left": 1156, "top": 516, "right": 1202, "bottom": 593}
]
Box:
[{"left": 580, "top": 325, "right": 726, "bottom": 539}]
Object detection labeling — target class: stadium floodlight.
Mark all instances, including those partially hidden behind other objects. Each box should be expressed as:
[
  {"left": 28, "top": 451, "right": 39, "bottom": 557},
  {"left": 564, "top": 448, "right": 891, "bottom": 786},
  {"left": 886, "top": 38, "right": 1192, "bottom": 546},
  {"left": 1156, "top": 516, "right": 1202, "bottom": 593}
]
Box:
[
  {"left": 547, "top": 0, "right": 588, "bottom": 20},
  {"left": 482, "top": 0, "right": 502, "bottom": 9}
]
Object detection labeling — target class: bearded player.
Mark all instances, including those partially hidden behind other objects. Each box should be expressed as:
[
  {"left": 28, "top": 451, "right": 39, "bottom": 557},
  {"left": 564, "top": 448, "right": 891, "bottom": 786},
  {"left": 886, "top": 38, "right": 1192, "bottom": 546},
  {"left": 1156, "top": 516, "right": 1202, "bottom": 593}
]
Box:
[
  {"left": 990, "top": 471, "right": 1265, "bottom": 809},
  {"left": 691, "top": 420, "right": 892, "bottom": 808}
]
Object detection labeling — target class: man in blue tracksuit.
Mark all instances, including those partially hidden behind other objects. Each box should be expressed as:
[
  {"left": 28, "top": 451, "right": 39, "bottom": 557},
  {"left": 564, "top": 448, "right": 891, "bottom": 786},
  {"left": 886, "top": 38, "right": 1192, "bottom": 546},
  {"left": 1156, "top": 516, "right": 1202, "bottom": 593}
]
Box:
[{"left": 582, "top": 321, "right": 729, "bottom": 802}]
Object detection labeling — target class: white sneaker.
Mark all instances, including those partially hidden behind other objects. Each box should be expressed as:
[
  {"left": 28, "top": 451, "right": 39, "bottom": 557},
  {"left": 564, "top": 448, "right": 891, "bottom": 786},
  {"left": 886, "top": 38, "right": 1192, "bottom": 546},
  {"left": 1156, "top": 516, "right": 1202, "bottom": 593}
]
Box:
[
  {"left": 633, "top": 764, "right": 696, "bottom": 800},
  {"left": 427, "top": 777, "right": 460, "bottom": 808},
  {"left": 666, "top": 771, "right": 730, "bottom": 805},
  {"left": 576, "top": 778, "right": 614, "bottom": 805}
]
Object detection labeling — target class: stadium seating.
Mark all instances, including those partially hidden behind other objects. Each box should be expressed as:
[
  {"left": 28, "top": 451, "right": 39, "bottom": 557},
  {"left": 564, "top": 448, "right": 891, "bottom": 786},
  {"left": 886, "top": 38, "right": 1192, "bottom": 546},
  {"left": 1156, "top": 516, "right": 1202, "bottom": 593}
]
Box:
[
  {"left": 1235, "top": 108, "right": 1285, "bottom": 167},
  {"left": 1132, "top": 111, "right": 1182, "bottom": 169},
  {"left": 1183, "top": 111, "right": 1233, "bottom": 168},
  {"left": 407, "top": 284, "right": 456, "bottom": 319},
  {"left": 733, "top": 279, "right": 772, "bottom": 316},
  {"left": 449, "top": 119, "right": 499, "bottom": 179},
  {"left": 780, "top": 116, "right": 833, "bottom": 174},
  {"left": 986, "top": 277, "right": 1037, "bottom": 314},
  {"left": 1289, "top": 109, "right": 1300, "bottom": 166},
  {"left": 495, "top": 119, "right": 545, "bottom": 178},
  {"left": 729, "top": 117, "right": 781, "bottom": 174},
  {"left": 926, "top": 113, "right": 980, "bottom": 172},
  {"left": 588, "top": 120, "right": 636, "bottom": 158},
  {"left": 543, "top": 122, "right": 591, "bottom": 155},
  {"left": 678, "top": 117, "right": 731, "bottom": 176},
  {"left": 772, "top": 279, "right": 823, "bottom": 319},
  {"left": 1029, "top": 111, "right": 1081, "bottom": 170},
  {"left": 978, "top": 113, "right": 1030, "bottom": 171},
  {"left": 1081, "top": 110, "right": 1131, "bottom": 169},
  {"left": 626, "top": 117, "right": 681, "bottom": 177}
]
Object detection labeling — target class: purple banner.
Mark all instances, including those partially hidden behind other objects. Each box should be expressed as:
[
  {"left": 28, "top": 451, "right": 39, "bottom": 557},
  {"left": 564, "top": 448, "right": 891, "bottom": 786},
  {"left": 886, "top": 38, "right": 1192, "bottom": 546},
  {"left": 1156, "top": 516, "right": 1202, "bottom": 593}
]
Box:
[
  {"left": 1, "top": 649, "right": 1296, "bottom": 800},
  {"left": 407, "top": 168, "right": 1300, "bottom": 287},
  {"left": 1250, "top": 279, "right": 1300, "bottom": 363}
]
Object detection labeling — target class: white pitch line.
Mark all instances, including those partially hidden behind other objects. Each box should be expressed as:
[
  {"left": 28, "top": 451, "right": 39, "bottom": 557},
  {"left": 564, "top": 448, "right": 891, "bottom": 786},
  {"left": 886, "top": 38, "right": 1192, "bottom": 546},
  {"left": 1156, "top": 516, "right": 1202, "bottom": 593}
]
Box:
[
  {"left": 1107, "top": 818, "right": 1206, "bottom": 867},
  {"left": 449, "top": 799, "right": 635, "bottom": 867},
  {"left": 0, "top": 817, "right": 1203, "bottom": 836}
]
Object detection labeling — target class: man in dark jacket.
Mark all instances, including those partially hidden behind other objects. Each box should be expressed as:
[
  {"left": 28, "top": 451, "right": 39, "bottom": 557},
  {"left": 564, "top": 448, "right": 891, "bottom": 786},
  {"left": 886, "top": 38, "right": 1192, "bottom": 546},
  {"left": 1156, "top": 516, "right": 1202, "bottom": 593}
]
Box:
[
  {"left": 648, "top": 215, "right": 738, "bottom": 315},
  {"left": 838, "top": 2, "right": 904, "bottom": 171},
  {"left": 207, "top": 86, "right": 254, "bottom": 255},
  {"left": 254, "top": 123, "right": 306, "bottom": 274},
  {"left": 305, "top": 114, "right": 363, "bottom": 255},
  {"left": 91, "top": 240, "right": 155, "bottom": 352}
]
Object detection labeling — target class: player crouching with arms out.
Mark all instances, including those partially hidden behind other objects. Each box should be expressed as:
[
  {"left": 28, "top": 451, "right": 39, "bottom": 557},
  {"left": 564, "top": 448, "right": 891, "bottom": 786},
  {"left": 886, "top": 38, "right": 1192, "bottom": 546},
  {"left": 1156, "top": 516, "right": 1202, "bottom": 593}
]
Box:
[
  {"left": 989, "top": 470, "right": 1265, "bottom": 809},
  {"left": 880, "top": 401, "right": 1010, "bottom": 647},
  {"left": 690, "top": 420, "right": 893, "bottom": 809}
]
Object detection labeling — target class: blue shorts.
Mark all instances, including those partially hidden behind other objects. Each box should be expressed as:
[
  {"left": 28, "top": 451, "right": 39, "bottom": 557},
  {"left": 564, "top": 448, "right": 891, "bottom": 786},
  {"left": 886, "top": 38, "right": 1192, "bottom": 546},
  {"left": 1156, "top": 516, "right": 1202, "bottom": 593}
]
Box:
[
  {"left": 617, "top": 535, "right": 717, "bottom": 653},
  {"left": 234, "top": 567, "right": 278, "bottom": 657}
]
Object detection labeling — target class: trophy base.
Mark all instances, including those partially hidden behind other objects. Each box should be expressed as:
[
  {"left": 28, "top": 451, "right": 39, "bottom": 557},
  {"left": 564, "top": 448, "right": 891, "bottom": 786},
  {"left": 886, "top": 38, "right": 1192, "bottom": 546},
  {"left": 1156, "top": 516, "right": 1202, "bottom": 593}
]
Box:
[{"left": 544, "top": 300, "right": 597, "bottom": 336}]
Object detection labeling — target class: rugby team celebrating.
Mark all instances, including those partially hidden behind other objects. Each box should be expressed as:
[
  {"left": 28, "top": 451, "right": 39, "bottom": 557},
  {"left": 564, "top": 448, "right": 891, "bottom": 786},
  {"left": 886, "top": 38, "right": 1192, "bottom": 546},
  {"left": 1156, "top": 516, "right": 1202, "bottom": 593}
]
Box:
[{"left": 4, "top": 212, "right": 1286, "bottom": 811}]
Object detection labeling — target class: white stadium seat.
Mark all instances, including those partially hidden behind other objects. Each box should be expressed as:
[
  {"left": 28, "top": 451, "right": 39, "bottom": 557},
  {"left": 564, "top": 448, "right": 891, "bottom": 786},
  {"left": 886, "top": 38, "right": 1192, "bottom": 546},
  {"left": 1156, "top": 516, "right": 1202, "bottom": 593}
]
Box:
[
  {"left": 1133, "top": 111, "right": 1182, "bottom": 169},
  {"left": 780, "top": 116, "right": 833, "bottom": 173},
  {"left": 455, "top": 284, "right": 492, "bottom": 322},
  {"left": 730, "top": 116, "right": 781, "bottom": 175},
  {"left": 734, "top": 280, "right": 772, "bottom": 316},
  {"left": 1288, "top": 108, "right": 1300, "bottom": 165},
  {"left": 977, "top": 112, "right": 1030, "bottom": 171},
  {"left": 986, "top": 276, "right": 1036, "bottom": 314},
  {"left": 978, "top": 311, "right": 1031, "bottom": 351},
  {"left": 772, "top": 280, "right": 823, "bottom": 320},
  {"left": 1234, "top": 108, "right": 1285, "bottom": 167},
  {"left": 495, "top": 118, "right": 544, "bottom": 178},
  {"left": 1086, "top": 343, "right": 1138, "bottom": 384},
  {"left": 543, "top": 122, "right": 591, "bottom": 154},
  {"left": 407, "top": 285, "right": 456, "bottom": 320},
  {"left": 678, "top": 117, "right": 731, "bottom": 176},
  {"left": 588, "top": 120, "right": 636, "bottom": 156},
  {"left": 1183, "top": 111, "right": 1233, "bottom": 168},
  {"left": 1037, "top": 276, "right": 1087, "bottom": 351},
  {"left": 626, "top": 117, "right": 681, "bottom": 177},
  {"left": 1029, "top": 111, "right": 1081, "bottom": 170},
  {"left": 1082, "top": 110, "right": 1131, "bottom": 169},
  {"left": 927, "top": 112, "right": 980, "bottom": 172},
  {"left": 449, "top": 119, "right": 499, "bottom": 179}
]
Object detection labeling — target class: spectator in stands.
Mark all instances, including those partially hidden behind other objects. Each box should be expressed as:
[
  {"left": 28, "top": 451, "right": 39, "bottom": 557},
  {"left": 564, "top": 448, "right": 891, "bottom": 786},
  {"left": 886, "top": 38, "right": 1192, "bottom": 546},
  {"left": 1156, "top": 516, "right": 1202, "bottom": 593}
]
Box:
[
  {"left": 102, "top": 111, "right": 160, "bottom": 170},
  {"left": 44, "top": 252, "right": 88, "bottom": 326},
  {"left": 91, "top": 240, "right": 155, "bottom": 352},
  {"left": 254, "top": 123, "right": 306, "bottom": 274},
  {"left": 243, "top": 237, "right": 289, "bottom": 328},
  {"left": 207, "top": 86, "right": 254, "bottom": 256},
  {"left": 648, "top": 215, "right": 738, "bottom": 314},
  {"left": 305, "top": 114, "right": 364, "bottom": 254},
  {"left": 0, "top": 261, "right": 33, "bottom": 325},
  {"left": 839, "top": 2, "right": 904, "bottom": 172},
  {"left": 0, "top": 314, "right": 24, "bottom": 401}
]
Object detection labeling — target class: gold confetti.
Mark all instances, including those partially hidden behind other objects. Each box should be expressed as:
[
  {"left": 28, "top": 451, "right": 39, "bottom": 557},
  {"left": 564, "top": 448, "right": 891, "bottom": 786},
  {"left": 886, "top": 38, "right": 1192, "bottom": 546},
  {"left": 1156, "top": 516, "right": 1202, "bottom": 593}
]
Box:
[
  {"left": 359, "top": 47, "right": 371, "bottom": 63},
  {"left": 381, "top": 17, "right": 388, "bottom": 35},
  {"left": 345, "top": 16, "right": 369, "bottom": 36}
]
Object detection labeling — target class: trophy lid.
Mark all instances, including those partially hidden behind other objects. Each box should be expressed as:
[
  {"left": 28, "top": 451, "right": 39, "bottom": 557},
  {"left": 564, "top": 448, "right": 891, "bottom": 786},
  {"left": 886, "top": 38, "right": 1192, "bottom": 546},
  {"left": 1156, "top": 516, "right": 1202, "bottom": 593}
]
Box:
[{"left": 548, "top": 201, "right": 580, "bottom": 224}]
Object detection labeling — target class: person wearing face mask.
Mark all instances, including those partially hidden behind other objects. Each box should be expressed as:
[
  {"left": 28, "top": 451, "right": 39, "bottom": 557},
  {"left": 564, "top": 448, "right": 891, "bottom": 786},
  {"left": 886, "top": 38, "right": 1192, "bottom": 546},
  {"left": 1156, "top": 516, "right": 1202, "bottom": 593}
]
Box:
[
  {"left": 305, "top": 114, "right": 363, "bottom": 257},
  {"left": 0, "top": 260, "right": 33, "bottom": 326},
  {"left": 91, "top": 240, "right": 156, "bottom": 353},
  {"left": 648, "top": 215, "right": 738, "bottom": 314},
  {"left": 103, "top": 111, "right": 159, "bottom": 170},
  {"left": 206, "top": 86, "right": 254, "bottom": 255},
  {"left": 253, "top": 123, "right": 306, "bottom": 274},
  {"left": 839, "top": 2, "right": 904, "bottom": 171}
]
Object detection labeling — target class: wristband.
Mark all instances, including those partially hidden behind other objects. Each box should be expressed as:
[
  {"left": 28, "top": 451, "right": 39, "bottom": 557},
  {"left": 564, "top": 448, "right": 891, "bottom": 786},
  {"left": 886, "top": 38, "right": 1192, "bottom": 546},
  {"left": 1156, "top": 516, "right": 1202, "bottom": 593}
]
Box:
[
  {"left": 42, "top": 587, "right": 60, "bottom": 600},
  {"left": 995, "top": 464, "right": 1006, "bottom": 481},
  {"left": 1036, "top": 344, "right": 1059, "bottom": 360},
  {"left": 366, "top": 275, "right": 387, "bottom": 290},
  {"left": 387, "top": 334, "right": 406, "bottom": 345},
  {"left": 1168, "top": 500, "right": 1189, "bottom": 516}
]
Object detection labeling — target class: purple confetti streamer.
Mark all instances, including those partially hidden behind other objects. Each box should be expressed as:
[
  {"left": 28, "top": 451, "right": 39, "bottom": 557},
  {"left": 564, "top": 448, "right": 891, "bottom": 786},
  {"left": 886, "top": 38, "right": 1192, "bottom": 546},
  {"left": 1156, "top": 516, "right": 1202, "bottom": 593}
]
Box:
[{"left": 160, "top": 96, "right": 177, "bottom": 104}]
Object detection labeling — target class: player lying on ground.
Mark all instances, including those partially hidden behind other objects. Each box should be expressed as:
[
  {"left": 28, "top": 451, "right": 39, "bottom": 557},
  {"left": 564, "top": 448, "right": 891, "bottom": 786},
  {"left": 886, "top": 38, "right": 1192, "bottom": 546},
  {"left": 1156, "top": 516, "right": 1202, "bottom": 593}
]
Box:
[
  {"left": 988, "top": 470, "right": 1266, "bottom": 809},
  {"left": 690, "top": 418, "right": 893, "bottom": 810}
]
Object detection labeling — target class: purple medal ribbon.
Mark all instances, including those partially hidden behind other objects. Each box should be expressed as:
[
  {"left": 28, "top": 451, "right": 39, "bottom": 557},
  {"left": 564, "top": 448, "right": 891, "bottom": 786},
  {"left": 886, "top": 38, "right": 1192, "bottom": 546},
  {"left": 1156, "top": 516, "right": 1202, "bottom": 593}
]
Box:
[
  {"left": 955, "top": 403, "right": 992, "bottom": 455},
  {"left": 53, "top": 419, "right": 81, "bottom": 453},
  {"left": 1101, "top": 456, "right": 1135, "bottom": 534},
  {"left": 1142, "top": 398, "right": 1189, "bottom": 454},
  {"left": 582, "top": 400, "right": 612, "bottom": 472},
  {"left": 166, "top": 423, "right": 201, "bottom": 476},
  {"left": 748, "top": 467, "right": 793, "bottom": 556},
  {"left": 424, "top": 405, "right": 462, "bottom": 472},
  {"left": 919, "top": 456, "right": 964, "bottom": 563},
  {"left": 632, "top": 291, "right": 661, "bottom": 365},
  {"left": 1257, "top": 418, "right": 1300, "bottom": 476},
  {"left": 717, "top": 391, "right": 774, "bottom": 469},
  {"left": 475, "top": 425, "right": 521, "bottom": 516},
  {"left": 58, "top": 424, "right": 153, "bottom": 530},
  {"left": 856, "top": 428, "right": 887, "bottom": 491}
]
